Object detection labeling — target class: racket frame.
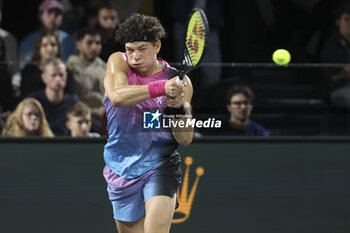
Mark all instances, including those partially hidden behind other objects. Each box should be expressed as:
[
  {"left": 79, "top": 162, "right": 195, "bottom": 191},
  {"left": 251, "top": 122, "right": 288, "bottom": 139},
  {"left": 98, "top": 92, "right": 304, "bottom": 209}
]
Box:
[{"left": 178, "top": 8, "right": 209, "bottom": 81}]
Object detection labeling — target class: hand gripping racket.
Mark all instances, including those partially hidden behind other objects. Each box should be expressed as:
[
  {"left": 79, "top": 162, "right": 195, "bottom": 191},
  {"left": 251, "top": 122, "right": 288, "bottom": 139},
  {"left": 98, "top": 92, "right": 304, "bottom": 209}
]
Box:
[
  {"left": 177, "top": 8, "right": 209, "bottom": 83},
  {"left": 165, "top": 8, "right": 209, "bottom": 118}
]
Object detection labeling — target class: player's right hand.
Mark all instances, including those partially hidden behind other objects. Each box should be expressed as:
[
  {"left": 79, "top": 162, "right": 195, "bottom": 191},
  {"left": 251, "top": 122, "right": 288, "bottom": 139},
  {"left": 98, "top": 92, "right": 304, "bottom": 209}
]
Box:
[{"left": 165, "top": 76, "right": 185, "bottom": 98}]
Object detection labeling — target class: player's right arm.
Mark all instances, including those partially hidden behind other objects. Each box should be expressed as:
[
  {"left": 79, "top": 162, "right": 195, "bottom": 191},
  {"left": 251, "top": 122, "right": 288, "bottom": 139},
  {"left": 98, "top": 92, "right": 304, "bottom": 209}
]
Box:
[
  {"left": 104, "top": 52, "right": 184, "bottom": 107},
  {"left": 104, "top": 52, "right": 150, "bottom": 107}
]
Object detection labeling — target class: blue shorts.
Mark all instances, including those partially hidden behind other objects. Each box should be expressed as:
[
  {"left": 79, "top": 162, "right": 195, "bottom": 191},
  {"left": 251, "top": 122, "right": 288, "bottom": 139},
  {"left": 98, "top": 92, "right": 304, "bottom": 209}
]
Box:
[{"left": 103, "top": 154, "right": 181, "bottom": 222}]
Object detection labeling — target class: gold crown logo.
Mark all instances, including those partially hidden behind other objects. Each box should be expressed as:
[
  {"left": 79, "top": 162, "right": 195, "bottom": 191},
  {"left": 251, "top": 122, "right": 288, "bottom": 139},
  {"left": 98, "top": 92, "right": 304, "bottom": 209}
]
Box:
[{"left": 172, "top": 156, "right": 204, "bottom": 224}]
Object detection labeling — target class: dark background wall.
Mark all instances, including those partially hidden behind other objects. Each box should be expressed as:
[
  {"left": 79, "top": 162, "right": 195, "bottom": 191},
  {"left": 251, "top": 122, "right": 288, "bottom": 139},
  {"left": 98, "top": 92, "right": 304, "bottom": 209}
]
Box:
[{"left": 1, "top": 138, "right": 350, "bottom": 233}]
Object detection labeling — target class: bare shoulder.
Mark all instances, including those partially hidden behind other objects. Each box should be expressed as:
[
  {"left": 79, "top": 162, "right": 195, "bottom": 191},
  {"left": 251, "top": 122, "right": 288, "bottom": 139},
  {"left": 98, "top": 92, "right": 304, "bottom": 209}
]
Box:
[
  {"left": 106, "top": 52, "right": 129, "bottom": 74},
  {"left": 108, "top": 52, "right": 126, "bottom": 62},
  {"left": 104, "top": 52, "right": 129, "bottom": 91}
]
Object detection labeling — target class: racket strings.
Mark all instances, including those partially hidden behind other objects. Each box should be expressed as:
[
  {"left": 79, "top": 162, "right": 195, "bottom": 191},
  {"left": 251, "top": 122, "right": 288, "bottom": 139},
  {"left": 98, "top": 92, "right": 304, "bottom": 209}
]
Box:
[{"left": 185, "top": 11, "right": 207, "bottom": 67}]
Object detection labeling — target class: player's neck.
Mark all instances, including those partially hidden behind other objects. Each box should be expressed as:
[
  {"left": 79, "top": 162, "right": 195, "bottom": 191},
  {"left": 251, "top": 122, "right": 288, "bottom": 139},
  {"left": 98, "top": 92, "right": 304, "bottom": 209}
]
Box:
[{"left": 140, "top": 60, "right": 163, "bottom": 76}]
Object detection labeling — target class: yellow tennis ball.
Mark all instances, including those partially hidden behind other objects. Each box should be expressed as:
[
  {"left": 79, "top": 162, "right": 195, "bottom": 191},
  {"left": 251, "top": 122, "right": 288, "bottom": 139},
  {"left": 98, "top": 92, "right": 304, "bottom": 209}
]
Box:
[{"left": 272, "top": 49, "right": 291, "bottom": 65}]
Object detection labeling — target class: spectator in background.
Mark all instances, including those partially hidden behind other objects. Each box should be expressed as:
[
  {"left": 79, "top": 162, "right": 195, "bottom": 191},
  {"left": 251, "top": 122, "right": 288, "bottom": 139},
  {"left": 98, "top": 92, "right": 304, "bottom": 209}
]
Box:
[
  {"left": 66, "top": 27, "right": 106, "bottom": 133},
  {"left": 19, "top": 0, "right": 75, "bottom": 69},
  {"left": 1, "top": 98, "right": 54, "bottom": 137},
  {"left": 0, "top": 37, "right": 17, "bottom": 117},
  {"left": 224, "top": 85, "right": 269, "bottom": 136},
  {"left": 0, "top": 0, "right": 20, "bottom": 92},
  {"left": 20, "top": 32, "right": 75, "bottom": 98},
  {"left": 66, "top": 101, "right": 100, "bottom": 137},
  {"left": 320, "top": 2, "right": 350, "bottom": 107},
  {"left": 96, "top": 3, "right": 123, "bottom": 62},
  {"left": 60, "top": 0, "right": 87, "bottom": 34},
  {"left": 29, "top": 58, "right": 79, "bottom": 136}
]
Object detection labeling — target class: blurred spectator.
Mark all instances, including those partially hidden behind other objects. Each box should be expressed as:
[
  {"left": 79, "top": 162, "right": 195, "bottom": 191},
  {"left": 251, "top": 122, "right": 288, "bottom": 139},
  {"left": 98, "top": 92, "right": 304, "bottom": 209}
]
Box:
[
  {"left": 0, "top": 37, "right": 17, "bottom": 117},
  {"left": 20, "top": 32, "right": 75, "bottom": 98},
  {"left": 29, "top": 58, "right": 79, "bottom": 136},
  {"left": 66, "top": 101, "right": 100, "bottom": 137},
  {"left": 224, "top": 85, "right": 269, "bottom": 136},
  {"left": 320, "top": 2, "right": 350, "bottom": 107},
  {"left": 66, "top": 27, "right": 106, "bottom": 133},
  {"left": 61, "top": 0, "right": 86, "bottom": 34},
  {"left": 19, "top": 0, "right": 75, "bottom": 69},
  {"left": 0, "top": 0, "right": 20, "bottom": 90},
  {"left": 96, "top": 3, "right": 123, "bottom": 62},
  {"left": 1, "top": 97, "right": 54, "bottom": 137}
]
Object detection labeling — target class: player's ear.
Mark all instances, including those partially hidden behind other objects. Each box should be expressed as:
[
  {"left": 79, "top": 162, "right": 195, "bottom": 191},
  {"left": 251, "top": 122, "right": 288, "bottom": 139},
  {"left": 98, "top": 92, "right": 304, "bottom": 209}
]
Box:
[{"left": 155, "top": 40, "right": 161, "bottom": 53}]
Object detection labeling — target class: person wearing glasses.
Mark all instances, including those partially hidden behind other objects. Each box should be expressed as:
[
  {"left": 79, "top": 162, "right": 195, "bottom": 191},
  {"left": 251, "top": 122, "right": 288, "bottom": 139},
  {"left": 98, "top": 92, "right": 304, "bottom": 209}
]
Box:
[
  {"left": 225, "top": 85, "right": 269, "bottom": 136},
  {"left": 1, "top": 97, "right": 54, "bottom": 137}
]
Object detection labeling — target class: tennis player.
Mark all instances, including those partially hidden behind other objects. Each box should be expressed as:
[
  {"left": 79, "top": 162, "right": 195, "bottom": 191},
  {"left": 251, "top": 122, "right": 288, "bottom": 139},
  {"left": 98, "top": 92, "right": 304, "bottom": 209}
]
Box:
[{"left": 103, "top": 13, "right": 194, "bottom": 233}]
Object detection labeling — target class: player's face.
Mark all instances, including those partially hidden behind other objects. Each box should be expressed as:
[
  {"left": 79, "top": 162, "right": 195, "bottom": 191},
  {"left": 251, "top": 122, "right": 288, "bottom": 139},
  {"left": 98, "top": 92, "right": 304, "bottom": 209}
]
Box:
[
  {"left": 42, "top": 63, "right": 67, "bottom": 91},
  {"left": 40, "top": 36, "right": 59, "bottom": 61},
  {"left": 67, "top": 114, "right": 92, "bottom": 137},
  {"left": 125, "top": 41, "right": 161, "bottom": 76},
  {"left": 40, "top": 9, "right": 63, "bottom": 31},
  {"left": 98, "top": 8, "right": 119, "bottom": 31},
  {"left": 22, "top": 104, "right": 41, "bottom": 133},
  {"left": 77, "top": 34, "right": 102, "bottom": 62},
  {"left": 337, "top": 13, "right": 350, "bottom": 37},
  {"left": 227, "top": 93, "right": 253, "bottom": 122}
]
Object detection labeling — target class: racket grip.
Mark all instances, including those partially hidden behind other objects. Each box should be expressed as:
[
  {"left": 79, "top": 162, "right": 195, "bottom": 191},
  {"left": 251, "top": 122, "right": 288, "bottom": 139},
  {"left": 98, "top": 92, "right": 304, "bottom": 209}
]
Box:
[
  {"left": 177, "top": 70, "right": 186, "bottom": 82},
  {"left": 176, "top": 77, "right": 183, "bottom": 84}
]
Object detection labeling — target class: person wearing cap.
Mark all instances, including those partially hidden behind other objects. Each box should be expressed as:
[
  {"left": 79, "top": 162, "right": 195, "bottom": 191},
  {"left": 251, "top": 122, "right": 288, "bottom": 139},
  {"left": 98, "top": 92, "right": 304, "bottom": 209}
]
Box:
[{"left": 18, "top": 0, "right": 75, "bottom": 69}]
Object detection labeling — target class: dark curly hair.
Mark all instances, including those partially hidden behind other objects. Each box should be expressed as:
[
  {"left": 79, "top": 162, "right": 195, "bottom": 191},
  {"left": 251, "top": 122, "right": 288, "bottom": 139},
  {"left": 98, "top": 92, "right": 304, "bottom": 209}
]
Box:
[{"left": 115, "top": 13, "right": 166, "bottom": 44}]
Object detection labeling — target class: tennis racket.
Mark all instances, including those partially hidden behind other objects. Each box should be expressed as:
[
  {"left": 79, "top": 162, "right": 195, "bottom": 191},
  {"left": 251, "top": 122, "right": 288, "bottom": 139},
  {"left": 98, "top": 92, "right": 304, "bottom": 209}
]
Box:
[
  {"left": 177, "top": 8, "right": 209, "bottom": 83},
  {"left": 165, "top": 8, "right": 209, "bottom": 117}
]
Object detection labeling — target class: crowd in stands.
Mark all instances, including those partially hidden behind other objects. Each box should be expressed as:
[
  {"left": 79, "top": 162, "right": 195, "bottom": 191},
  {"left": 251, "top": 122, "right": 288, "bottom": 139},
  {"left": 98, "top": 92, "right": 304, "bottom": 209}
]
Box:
[
  {"left": 2, "top": 0, "right": 350, "bottom": 137},
  {"left": 0, "top": 0, "right": 110, "bottom": 137}
]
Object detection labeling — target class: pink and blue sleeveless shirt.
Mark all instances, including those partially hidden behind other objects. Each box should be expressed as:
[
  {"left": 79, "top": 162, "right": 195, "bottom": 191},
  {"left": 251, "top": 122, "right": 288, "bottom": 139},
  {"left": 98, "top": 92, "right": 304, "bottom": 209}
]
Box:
[{"left": 103, "top": 56, "right": 179, "bottom": 179}]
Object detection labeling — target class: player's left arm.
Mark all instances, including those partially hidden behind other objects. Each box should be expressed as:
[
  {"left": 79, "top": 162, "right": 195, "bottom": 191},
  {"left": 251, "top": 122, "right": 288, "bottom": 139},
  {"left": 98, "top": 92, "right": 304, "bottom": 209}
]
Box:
[{"left": 169, "top": 76, "right": 194, "bottom": 147}]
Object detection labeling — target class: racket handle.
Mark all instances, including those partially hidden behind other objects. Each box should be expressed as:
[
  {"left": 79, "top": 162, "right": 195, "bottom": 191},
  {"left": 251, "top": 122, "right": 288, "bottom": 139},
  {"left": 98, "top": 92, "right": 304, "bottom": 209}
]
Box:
[
  {"left": 177, "top": 70, "right": 186, "bottom": 83},
  {"left": 176, "top": 77, "right": 183, "bottom": 84}
]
